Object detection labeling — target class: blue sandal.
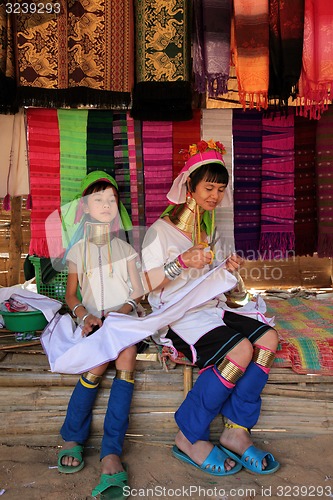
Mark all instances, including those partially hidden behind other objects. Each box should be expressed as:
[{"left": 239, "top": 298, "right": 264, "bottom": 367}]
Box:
[
  {"left": 220, "top": 422, "right": 280, "bottom": 474},
  {"left": 172, "top": 445, "right": 242, "bottom": 476}
]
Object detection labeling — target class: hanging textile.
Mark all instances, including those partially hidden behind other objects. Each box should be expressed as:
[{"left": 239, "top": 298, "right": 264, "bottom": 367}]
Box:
[
  {"left": 0, "top": 109, "right": 29, "bottom": 203},
  {"left": 202, "top": 109, "right": 235, "bottom": 257},
  {"left": 294, "top": 115, "right": 317, "bottom": 256},
  {"left": 112, "top": 113, "right": 131, "bottom": 217},
  {"left": 268, "top": 0, "right": 305, "bottom": 107},
  {"left": 172, "top": 109, "right": 201, "bottom": 180},
  {"left": 0, "top": 7, "right": 16, "bottom": 113},
  {"left": 134, "top": 120, "right": 146, "bottom": 230},
  {"left": 297, "top": 0, "right": 333, "bottom": 119},
  {"left": 192, "top": 0, "right": 232, "bottom": 98},
  {"left": 260, "top": 111, "right": 295, "bottom": 258},
  {"left": 86, "top": 111, "right": 115, "bottom": 176},
  {"left": 232, "top": 109, "right": 263, "bottom": 257},
  {"left": 131, "top": 0, "right": 192, "bottom": 121},
  {"left": 27, "top": 109, "right": 62, "bottom": 258},
  {"left": 315, "top": 105, "right": 333, "bottom": 257},
  {"left": 232, "top": 0, "right": 269, "bottom": 110},
  {"left": 142, "top": 122, "right": 173, "bottom": 226},
  {"left": 13, "top": 0, "right": 133, "bottom": 108}
]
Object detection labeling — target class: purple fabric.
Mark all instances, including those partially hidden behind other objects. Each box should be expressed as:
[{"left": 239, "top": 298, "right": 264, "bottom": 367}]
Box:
[{"left": 192, "top": 0, "right": 232, "bottom": 98}]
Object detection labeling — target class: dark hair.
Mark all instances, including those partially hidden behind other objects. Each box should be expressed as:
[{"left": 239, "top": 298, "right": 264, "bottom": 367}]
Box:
[
  {"left": 188, "top": 162, "right": 229, "bottom": 192},
  {"left": 83, "top": 180, "right": 118, "bottom": 198}
]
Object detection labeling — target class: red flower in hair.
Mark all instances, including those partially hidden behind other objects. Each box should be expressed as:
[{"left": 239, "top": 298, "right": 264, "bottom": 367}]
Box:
[{"left": 197, "top": 140, "right": 208, "bottom": 153}]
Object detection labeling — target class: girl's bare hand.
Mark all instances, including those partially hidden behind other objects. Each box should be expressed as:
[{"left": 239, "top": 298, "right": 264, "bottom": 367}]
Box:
[
  {"left": 81, "top": 314, "right": 102, "bottom": 336},
  {"left": 180, "top": 244, "right": 213, "bottom": 269},
  {"left": 225, "top": 253, "right": 244, "bottom": 272}
]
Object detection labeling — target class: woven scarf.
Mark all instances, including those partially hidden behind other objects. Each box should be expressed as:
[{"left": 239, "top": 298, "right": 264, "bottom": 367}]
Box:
[
  {"left": 142, "top": 121, "right": 173, "bottom": 226},
  {"left": 0, "top": 7, "right": 16, "bottom": 113},
  {"left": 13, "top": 0, "right": 133, "bottom": 108},
  {"left": 315, "top": 105, "right": 333, "bottom": 257},
  {"left": 192, "top": 0, "right": 232, "bottom": 98},
  {"left": 202, "top": 109, "right": 234, "bottom": 256},
  {"left": 260, "top": 111, "right": 295, "bottom": 258},
  {"left": 297, "top": 1, "right": 333, "bottom": 119},
  {"left": 172, "top": 109, "right": 201, "bottom": 180},
  {"left": 268, "top": 0, "right": 305, "bottom": 107},
  {"left": 86, "top": 111, "right": 115, "bottom": 176},
  {"left": 134, "top": 119, "right": 146, "bottom": 230},
  {"left": 131, "top": 0, "right": 192, "bottom": 121},
  {"left": 26, "top": 109, "right": 62, "bottom": 258},
  {"left": 233, "top": 109, "right": 263, "bottom": 257},
  {"left": 294, "top": 115, "right": 317, "bottom": 256},
  {"left": 112, "top": 113, "right": 131, "bottom": 218},
  {"left": 0, "top": 109, "right": 29, "bottom": 202},
  {"left": 232, "top": 0, "right": 269, "bottom": 110}
]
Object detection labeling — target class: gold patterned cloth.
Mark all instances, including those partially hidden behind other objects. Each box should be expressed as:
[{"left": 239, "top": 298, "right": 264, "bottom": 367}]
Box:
[
  {"left": 131, "top": 0, "right": 192, "bottom": 121},
  {"left": 12, "top": 0, "right": 134, "bottom": 108},
  {"left": 0, "top": 5, "right": 16, "bottom": 112}
]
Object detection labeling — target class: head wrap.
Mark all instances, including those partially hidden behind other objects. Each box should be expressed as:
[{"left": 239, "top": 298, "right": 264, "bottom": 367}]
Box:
[
  {"left": 75, "top": 170, "right": 132, "bottom": 231},
  {"left": 166, "top": 142, "right": 232, "bottom": 208}
]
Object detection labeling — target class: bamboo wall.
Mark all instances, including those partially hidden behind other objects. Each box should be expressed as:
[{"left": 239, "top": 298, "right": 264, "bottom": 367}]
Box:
[{"left": 0, "top": 346, "right": 332, "bottom": 447}]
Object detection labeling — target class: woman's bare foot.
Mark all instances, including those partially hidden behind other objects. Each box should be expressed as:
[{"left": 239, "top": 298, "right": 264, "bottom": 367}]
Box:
[
  {"left": 60, "top": 441, "right": 81, "bottom": 467},
  {"left": 101, "top": 454, "right": 125, "bottom": 475},
  {"left": 219, "top": 420, "right": 267, "bottom": 470},
  {"left": 175, "top": 430, "right": 236, "bottom": 471}
]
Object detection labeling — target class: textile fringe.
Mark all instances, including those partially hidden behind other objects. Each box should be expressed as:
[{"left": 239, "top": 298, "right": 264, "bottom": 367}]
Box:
[
  {"left": 16, "top": 87, "right": 131, "bottom": 110},
  {"left": 239, "top": 91, "right": 268, "bottom": 111},
  {"left": 130, "top": 82, "right": 193, "bottom": 121},
  {"left": 317, "top": 233, "right": 333, "bottom": 258},
  {"left": 259, "top": 232, "right": 295, "bottom": 259},
  {"left": 3, "top": 194, "right": 10, "bottom": 211}
]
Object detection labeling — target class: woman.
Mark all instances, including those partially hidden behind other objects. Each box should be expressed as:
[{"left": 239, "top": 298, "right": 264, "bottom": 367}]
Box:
[{"left": 141, "top": 140, "right": 280, "bottom": 476}]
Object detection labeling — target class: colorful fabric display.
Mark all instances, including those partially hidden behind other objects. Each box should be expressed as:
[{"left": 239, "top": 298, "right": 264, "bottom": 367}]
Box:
[
  {"left": 0, "top": 109, "right": 29, "bottom": 204},
  {"left": 268, "top": 0, "right": 305, "bottom": 107},
  {"left": 172, "top": 109, "right": 201, "bottom": 180},
  {"left": 192, "top": 0, "right": 232, "bottom": 98},
  {"left": 86, "top": 111, "right": 115, "bottom": 176},
  {"left": 315, "top": 105, "right": 333, "bottom": 256},
  {"left": 232, "top": 0, "right": 270, "bottom": 110},
  {"left": 26, "top": 109, "right": 62, "bottom": 258},
  {"left": 131, "top": 0, "right": 192, "bottom": 121},
  {"left": 294, "top": 115, "right": 317, "bottom": 256},
  {"left": 142, "top": 121, "right": 173, "bottom": 226},
  {"left": 13, "top": 0, "right": 133, "bottom": 108},
  {"left": 297, "top": 0, "right": 333, "bottom": 119},
  {"left": 259, "top": 111, "right": 295, "bottom": 258},
  {"left": 233, "top": 109, "right": 263, "bottom": 257},
  {"left": 113, "top": 113, "right": 131, "bottom": 217}
]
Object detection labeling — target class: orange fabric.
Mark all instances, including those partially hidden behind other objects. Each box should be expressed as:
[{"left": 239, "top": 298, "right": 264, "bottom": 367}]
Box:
[
  {"left": 297, "top": 0, "right": 333, "bottom": 119},
  {"left": 232, "top": 0, "right": 269, "bottom": 110}
]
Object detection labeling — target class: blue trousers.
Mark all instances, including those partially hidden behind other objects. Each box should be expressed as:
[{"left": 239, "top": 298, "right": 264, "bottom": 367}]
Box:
[
  {"left": 175, "top": 367, "right": 233, "bottom": 444},
  {"left": 222, "top": 361, "right": 268, "bottom": 429},
  {"left": 100, "top": 378, "right": 134, "bottom": 459},
  {"left": 61, "top": 375, "right": 99, "bottom": 444}
]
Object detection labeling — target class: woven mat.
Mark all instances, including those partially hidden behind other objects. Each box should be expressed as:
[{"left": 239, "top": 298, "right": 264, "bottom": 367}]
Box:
[
  {"left": 159, "top": 297, "right": 333, "bottom": 376},
  {"left": 266, "top": 297, "right": 333, "bottom": 375}
]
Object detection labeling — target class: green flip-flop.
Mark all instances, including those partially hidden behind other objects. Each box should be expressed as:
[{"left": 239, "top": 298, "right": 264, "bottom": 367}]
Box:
[
  {"left": 92, "top": 469, "right": 128, "bottom": 499},
  {"left": 57, "top": 444, "right": 85, "bottom": 474}
]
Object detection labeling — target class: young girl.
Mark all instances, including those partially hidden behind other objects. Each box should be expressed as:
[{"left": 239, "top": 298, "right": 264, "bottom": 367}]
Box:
[{"left": 58, "top": 171, "right": 144, "bottom": 498}]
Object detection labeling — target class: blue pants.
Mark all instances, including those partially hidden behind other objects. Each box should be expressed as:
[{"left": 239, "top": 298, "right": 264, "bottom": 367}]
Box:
[
  {"left": 61, "top": 375, "right": 99, "bottom": 444},
  {"left": 222, "top": 361, "right": 268, "bottom": 429}
]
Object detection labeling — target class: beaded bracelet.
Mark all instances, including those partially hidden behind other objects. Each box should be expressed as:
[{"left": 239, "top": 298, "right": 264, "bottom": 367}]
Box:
[{"left": 72, "top": 303, "right": 84, "bottom": 318}]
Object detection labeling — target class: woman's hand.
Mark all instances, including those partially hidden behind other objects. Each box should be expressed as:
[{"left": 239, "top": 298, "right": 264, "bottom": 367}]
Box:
[
  {"left": 81, "top": 314, "right": 103, "bottom": 336},
  {"left": 225, "top": 253, "right": 244, "bottom": 272},
  {"left": 180, "top": 244, "right": 213, "bottom": 269}
]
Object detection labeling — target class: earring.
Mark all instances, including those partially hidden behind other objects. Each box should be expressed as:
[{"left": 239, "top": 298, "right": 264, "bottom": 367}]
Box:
[{"left": 186, "top": 192, "right": 192, "bottom": 204}]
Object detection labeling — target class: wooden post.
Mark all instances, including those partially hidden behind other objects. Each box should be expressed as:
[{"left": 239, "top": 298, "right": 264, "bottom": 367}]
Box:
[
  {"left": 183, "top": 365, "right": 193, "bottom": 397},
  {"left": 7, "top": 196, "right": 22, "bottom": 286}
]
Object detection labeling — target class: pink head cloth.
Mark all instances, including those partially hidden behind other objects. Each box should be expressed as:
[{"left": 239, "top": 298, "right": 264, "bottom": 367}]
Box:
[{"left": 167, "top": 150, "right": 232, "bottom": 207}]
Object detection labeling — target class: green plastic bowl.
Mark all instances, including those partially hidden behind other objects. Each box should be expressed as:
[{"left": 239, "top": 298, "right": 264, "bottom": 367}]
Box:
[{"left": 0, "top": 310, "right": 48, "bottom": 332}]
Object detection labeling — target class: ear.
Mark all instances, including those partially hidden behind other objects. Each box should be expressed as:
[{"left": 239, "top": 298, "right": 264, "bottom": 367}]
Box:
[
  {"left": 186, "top": 178, "right": 193, "bottom": 193},
  {"left": 83, "top": 203, "right": 89, "bottom": 214}
]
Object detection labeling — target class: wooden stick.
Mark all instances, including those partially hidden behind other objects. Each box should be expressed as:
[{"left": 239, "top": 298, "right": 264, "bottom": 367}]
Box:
[{"left": 7, "top": 196, "right": 23, "bottom": 286}]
